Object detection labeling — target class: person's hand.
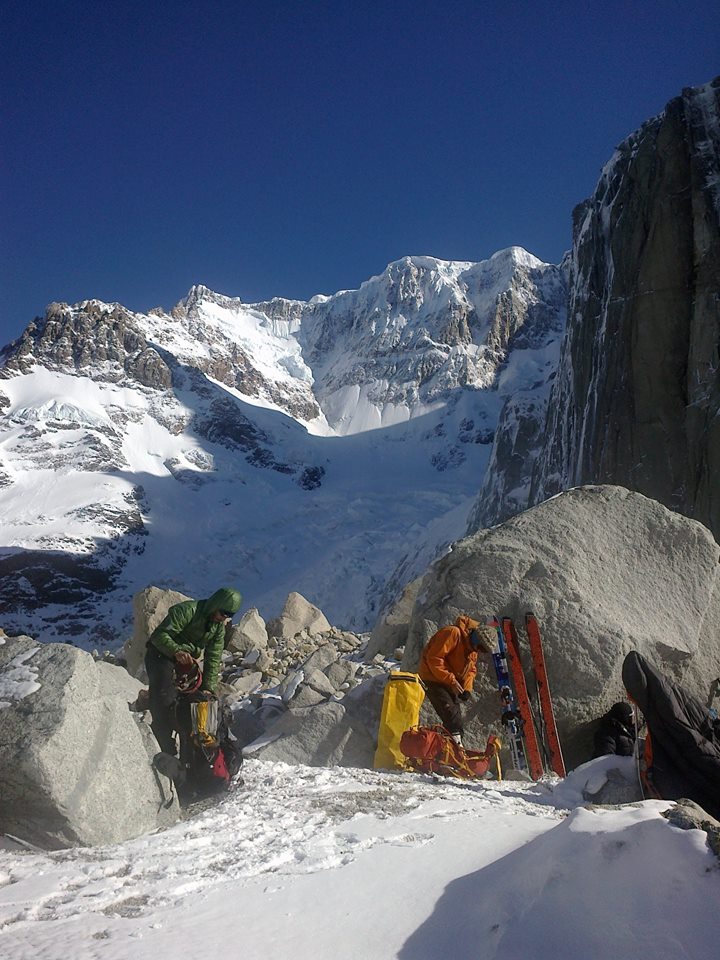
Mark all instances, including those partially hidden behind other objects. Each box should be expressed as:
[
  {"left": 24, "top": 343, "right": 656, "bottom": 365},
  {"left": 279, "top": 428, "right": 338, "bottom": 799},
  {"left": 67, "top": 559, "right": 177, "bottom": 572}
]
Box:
[
  {"left": 174, "top": 650, "right": 194, "bottom": 666},
  {"left": 453, "top": 681, "right": 464, "bottom": 698}
]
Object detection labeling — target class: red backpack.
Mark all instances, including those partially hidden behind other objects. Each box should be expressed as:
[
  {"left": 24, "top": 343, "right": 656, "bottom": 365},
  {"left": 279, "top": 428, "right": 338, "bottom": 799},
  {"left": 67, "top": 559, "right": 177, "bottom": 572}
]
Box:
[{"left": 400, "top": 725, "right": 501, "bottom": 779}]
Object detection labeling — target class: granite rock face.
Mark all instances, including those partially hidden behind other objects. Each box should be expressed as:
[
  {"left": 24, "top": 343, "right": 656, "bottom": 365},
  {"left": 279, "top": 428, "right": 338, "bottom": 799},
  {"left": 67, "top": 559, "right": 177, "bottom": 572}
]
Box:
[
  {"left": 0, "top": 300, "right": 173, "bottom": 388},
  {"left": 467, "top": 390, "right": 553, "bottom": 531},
  {"left": 402, "top": 485, "right": 720, "bottom": 769},
  {"left": 0, "top": 636, "right": 179, "bottom": 849},
  {"left": 366, "top": 575, "right": 423, "bottom": 659},
  {"left": 530, "top": 77, "right": 720, "bottom": 540}
]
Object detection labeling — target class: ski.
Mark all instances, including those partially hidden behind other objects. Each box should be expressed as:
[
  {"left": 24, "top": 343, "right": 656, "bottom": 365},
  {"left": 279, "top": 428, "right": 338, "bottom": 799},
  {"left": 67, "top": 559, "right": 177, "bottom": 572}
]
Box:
[
  {"left": 501, "top": 617, "right": 544, "bottom": 780},
  {"left": 525, "top": 612, "right": 566, "bottom": 777},
  {"left": 489, "top": 617, "right": 528, "bottom": 775}
]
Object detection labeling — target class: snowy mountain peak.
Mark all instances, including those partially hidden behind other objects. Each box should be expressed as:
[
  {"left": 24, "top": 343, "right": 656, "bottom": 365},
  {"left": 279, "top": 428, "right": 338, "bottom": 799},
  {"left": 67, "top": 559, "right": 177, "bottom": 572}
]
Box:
[
  {"left": 0, "top": 248, "right": 566, "bottom": 645},
  {"left": 177, "top": 284, "right": 244, "bottom": 315},
  {"left": 489, "top": 245, "right": 547, "bottom": 270}
]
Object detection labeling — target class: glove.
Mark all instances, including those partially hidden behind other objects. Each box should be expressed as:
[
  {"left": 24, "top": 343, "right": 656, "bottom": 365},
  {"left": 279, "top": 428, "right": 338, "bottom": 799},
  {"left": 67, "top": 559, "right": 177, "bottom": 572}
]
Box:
[{"left": 458, "top": 690, "right": 471, "bottom": 702}]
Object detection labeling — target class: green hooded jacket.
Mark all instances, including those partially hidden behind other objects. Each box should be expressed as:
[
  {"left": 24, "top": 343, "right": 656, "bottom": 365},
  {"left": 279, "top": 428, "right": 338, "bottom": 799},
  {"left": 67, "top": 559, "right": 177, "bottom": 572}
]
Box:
[{"left": 149, "top": 587, "right": 242, "bottom": 691}]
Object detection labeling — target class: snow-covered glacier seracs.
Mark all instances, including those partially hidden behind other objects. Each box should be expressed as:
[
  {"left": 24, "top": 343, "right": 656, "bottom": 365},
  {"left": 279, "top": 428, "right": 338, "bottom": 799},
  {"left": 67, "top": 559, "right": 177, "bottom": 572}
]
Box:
[
  {"left": 298, "top": 248, "right": 566, "bottom": 436},
  {"left": 0, "top": 248, "right": 565, "bottom": 646},
  {"left": 527, "top": 76, "right": 720, "bottom": 539}
]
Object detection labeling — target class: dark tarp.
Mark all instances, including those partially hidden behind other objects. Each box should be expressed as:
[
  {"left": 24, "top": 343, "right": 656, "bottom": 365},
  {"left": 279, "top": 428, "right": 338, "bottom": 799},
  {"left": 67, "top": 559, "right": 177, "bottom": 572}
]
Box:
[{"left": 622, "top": 651, "right": 720, "bottom": 820}]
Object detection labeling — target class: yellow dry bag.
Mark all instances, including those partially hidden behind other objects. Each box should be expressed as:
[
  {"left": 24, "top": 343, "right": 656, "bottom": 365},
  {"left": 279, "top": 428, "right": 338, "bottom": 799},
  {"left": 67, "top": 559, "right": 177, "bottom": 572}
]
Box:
[{"left": 373, "top": 671, "right": 426, "bottom": 770}]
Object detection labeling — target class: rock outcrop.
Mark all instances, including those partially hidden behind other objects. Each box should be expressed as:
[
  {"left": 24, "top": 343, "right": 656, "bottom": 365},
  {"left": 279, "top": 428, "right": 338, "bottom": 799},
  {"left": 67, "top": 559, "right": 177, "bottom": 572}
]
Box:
[
  {"left": 244, "top": 674, "right": 386, "bottom": 768},
  {"left": 0, "top": 635, "right": 179, "bottom": 849},
  {"left": 529, "top": 77, "right": 720, "bottom": 540},
  {"left": 226, "top": 608, "right": 269, "bottom": 654},
  {"left": 0, "top": 300, "right": 173, "bottom": 388},
  {"left": 662, "top": 799, "right": 720, "bottom": 859},
  {"left": 402, "top": 485, "right": 720, "bottom": 769},
  {"left": 266, "top": 592, "right": 332, "bottom": 640},
  {"left": 366, "top": 575, "right": 423, "bottom": 659}
]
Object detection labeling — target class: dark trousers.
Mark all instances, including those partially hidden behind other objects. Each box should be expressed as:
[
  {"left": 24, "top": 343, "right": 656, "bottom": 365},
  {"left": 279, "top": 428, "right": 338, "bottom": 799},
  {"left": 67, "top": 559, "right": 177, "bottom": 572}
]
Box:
[
  {"left": 145, "top": 644, "right": 178, "bottom": 755},
  {"left": 424, "top": 682, "right": 463, "bottom": 735}
]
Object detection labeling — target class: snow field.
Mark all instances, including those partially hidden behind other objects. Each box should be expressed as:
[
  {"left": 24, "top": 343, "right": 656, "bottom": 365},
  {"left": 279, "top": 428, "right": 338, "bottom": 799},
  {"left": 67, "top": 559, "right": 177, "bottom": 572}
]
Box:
[{"left": 1, "top": 758, "right": 719, "bottom": 960}]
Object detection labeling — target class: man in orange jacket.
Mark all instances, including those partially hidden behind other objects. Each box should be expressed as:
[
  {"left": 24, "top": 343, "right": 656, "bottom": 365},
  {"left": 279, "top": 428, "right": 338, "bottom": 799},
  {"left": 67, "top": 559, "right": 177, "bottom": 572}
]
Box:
[{"left": 418, "top": 615, "right": 496, "bottom": 746}]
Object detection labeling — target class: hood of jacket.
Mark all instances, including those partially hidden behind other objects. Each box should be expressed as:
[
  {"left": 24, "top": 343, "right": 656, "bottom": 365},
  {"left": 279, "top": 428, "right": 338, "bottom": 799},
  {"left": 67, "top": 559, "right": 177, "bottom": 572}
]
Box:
[
  {"left": 199, "top": 587, "right": 243, "bottom": 620},
  {"left": 455, "top": 615, "right": 480, "bottom": 643},
  {"left": 621, "top": 650, "right": 652, "bottom": 714}
]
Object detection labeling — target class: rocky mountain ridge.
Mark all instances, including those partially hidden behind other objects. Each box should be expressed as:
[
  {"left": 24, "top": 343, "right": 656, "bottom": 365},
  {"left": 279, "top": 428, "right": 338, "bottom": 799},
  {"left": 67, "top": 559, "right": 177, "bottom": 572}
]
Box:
[
  {"left": 532, "top": 77, "right": 720, "bottom": 536},
  {"left": 0, "top": 248, "right": 566, "bottom": 645},
  {"left": 4, "top": 72, "right": 717, "bottom": 647},
  {"left": 472, "top": 75, "right": 720, "bottom": 538}
]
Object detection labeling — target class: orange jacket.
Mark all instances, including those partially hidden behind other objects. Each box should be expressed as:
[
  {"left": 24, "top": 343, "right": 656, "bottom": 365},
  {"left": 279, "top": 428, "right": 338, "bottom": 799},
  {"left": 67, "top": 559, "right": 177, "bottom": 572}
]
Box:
[{"left": 418, "top": 616, "right": 480, "bottom": 692}]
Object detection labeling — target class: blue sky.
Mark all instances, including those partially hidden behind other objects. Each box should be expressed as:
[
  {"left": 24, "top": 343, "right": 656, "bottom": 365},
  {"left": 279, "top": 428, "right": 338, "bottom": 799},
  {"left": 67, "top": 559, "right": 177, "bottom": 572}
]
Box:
[{"left": 1, "top": 0, "right": 718, "bottom": 346}]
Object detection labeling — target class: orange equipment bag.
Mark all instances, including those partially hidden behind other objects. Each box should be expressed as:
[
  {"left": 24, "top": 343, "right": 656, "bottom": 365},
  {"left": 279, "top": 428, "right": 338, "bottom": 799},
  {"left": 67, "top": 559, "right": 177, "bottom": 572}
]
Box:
[{"left": 400, "top": 724, "right": 502, "bottom": 779}]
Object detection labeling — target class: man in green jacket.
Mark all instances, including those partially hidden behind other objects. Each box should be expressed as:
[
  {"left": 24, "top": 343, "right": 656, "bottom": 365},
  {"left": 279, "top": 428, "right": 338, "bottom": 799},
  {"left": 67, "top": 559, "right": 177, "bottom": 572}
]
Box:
[{"left": 145, "top": 587, "right": 242, "bottom": 755}]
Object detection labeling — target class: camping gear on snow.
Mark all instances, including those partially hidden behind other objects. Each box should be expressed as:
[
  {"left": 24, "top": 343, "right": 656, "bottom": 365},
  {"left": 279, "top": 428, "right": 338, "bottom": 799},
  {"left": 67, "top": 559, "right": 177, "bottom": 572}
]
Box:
[
  {"left": 400, "top": 724, "right": 502, "bottom": 779},
  {"left": 622, "top": 650, "right": 720, "bottom": 820},
  {"left": 374, "top": 671, "right": 426, "bottom": 770},
  {"left": 489, "top": 614, "right": 566, "bottom": 780},
  {"left": 169, "top": 693, "right": 243, "bottom": 801}
]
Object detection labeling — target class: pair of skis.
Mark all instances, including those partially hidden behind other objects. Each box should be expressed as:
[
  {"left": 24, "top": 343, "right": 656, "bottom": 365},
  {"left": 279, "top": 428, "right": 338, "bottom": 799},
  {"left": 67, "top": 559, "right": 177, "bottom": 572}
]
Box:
[{"left": 489, "top": 613, "right": 565, "bottom": 780}]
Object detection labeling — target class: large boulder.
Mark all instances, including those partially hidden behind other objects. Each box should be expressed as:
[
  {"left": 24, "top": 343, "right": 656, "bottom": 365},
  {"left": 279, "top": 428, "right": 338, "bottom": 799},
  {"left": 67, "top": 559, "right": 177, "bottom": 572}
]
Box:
[
  {"left": 0, "top": 635, "right": 179, "bottom": 849},
  {"left": 366, "top": 575, "right": 423, "bottom": 659},
  {"left": 402, "top": 485, "right": 720, "bottom": 769},
  {"left": 226, "top": 608, "right": 268, "bottom": 654},
  {"left": 266, "top": 592, "right": 332, "bottom": 639},
  {"left": 325, "top": 659, "right": 358, "bottom": 688},
  {"left": 302, "top": 642, "right": 340, "bottom": 674},
  {"left": 121, "top": 585, "right": 191, "bottom": 680}
]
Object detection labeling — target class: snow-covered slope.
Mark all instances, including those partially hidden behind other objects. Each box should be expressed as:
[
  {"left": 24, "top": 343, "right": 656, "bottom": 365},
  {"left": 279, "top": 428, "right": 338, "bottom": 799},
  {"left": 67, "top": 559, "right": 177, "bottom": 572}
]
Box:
[
  {"left": 1, "top": 758, "right": 718, "bottom": 959},
  {"left": 0, "top": 249, "right": 565, "bottom": 647},
  {"left": 299, "top": 248, "right": 565, "bottom": 435}
]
